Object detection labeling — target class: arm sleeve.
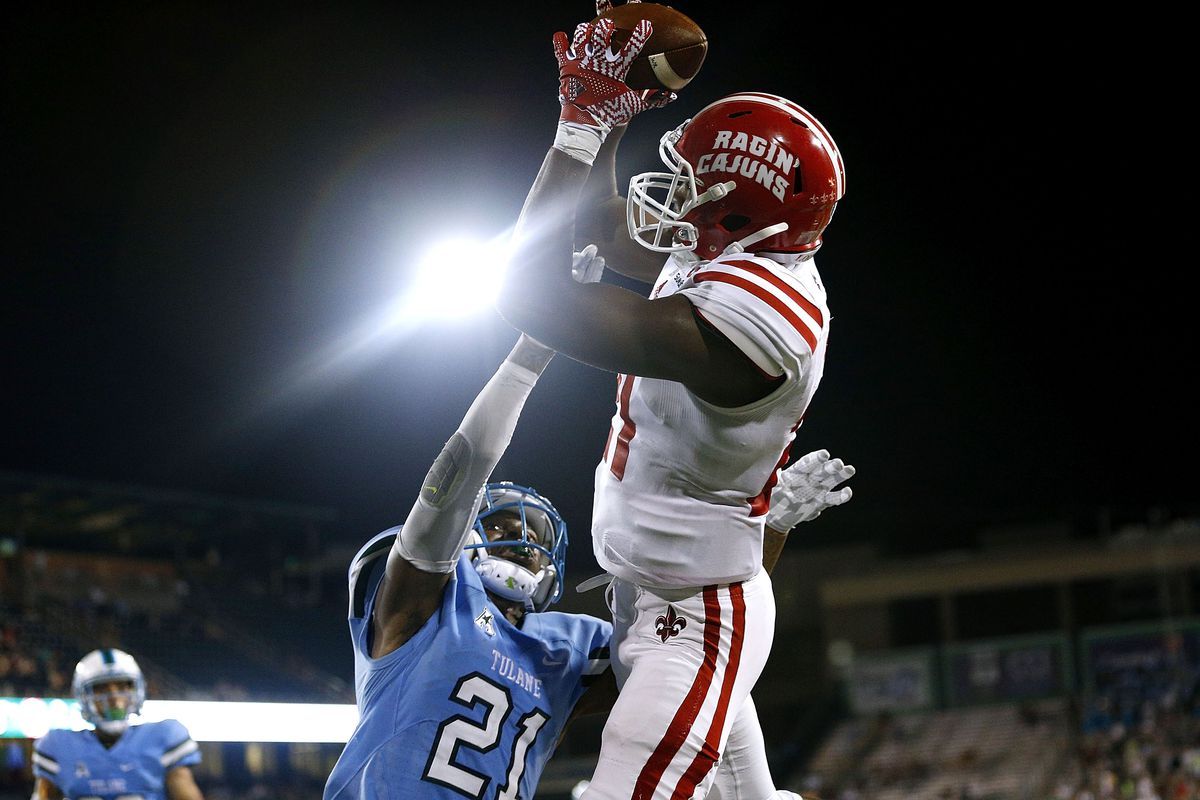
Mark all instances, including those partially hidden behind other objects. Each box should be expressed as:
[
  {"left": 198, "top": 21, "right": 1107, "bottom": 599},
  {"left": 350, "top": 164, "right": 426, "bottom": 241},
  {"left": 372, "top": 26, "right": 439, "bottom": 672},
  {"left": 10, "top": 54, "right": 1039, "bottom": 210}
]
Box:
[{"left": 395, "top": 336, "right": 553, "bottom": 572}]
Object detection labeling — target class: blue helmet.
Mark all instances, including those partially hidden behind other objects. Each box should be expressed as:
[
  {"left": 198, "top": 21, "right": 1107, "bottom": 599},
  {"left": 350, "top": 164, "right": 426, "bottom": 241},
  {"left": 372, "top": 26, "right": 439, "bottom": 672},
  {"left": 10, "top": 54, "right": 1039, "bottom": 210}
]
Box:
[
  {"left": 72, "top": 648, "right": 146, "bottom": 735},
  {"left": 466, "top": 482, "right": 568, "bottom": 612}
]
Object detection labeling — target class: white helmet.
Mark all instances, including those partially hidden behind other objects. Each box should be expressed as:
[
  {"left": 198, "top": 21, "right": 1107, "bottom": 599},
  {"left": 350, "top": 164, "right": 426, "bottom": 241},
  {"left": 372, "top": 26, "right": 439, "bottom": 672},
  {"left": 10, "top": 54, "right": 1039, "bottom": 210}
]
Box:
[
  {"left": 72, "top": 648, "right": 146, "bottom": 735},
  {"left": 466, "top": 482, "right": 568, "bottom": 613}
]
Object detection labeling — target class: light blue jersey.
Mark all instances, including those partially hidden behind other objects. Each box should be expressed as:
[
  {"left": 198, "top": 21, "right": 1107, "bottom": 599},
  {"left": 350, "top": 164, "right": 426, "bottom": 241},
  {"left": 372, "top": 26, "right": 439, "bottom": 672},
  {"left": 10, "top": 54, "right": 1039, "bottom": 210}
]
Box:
[
  {"left": 32, "top": 719, "right": 201, "bottom": 799},
  {"left": 324, "top": 528, "right": 612, "bottom": 800}
]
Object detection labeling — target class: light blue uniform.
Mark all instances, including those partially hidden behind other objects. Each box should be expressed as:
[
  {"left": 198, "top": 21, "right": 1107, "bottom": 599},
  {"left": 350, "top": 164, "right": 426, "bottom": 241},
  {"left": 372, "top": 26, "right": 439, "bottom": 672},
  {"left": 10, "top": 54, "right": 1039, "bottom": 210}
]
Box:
[
  {"left": 324, "top": 528, "right": 612, "bottom": 800},
  {"left": 32, "top": 719, "right": 201, "bottom": 799}
]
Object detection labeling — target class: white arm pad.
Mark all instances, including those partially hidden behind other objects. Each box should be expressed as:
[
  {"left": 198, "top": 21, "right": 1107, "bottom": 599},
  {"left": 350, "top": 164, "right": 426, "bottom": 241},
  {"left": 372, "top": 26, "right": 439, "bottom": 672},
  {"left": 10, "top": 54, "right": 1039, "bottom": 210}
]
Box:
[{"left": 395, "top": 338, "right": 552, "bottom": 572}]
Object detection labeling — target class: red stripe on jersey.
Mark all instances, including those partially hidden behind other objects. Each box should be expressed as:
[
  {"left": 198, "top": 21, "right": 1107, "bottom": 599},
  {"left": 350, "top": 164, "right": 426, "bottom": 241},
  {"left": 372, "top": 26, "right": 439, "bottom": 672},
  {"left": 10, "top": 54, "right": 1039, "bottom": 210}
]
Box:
[
  {"left": 693, "top": 272, "right": 818, "bottom": 353},
  {"left": 748, "top": 417, "right": 804, "bottom": 516},
  {"left": 723, "top": 260, "right": 825, "bottom": 328},
  {"left": 670, "top": 583, "right": 746, "bottom": 800},
  {"left": 609, "top": 374, "right": 637, "bottom": 480},
  {"left": 748, "top": 444, "right": 791, "bottom": 517},
  {"left": 633, "top": 586, "right": 723, "bottom": 799},
  {"left": 602, "top": 376, "right": 618, "bottom": 461}
]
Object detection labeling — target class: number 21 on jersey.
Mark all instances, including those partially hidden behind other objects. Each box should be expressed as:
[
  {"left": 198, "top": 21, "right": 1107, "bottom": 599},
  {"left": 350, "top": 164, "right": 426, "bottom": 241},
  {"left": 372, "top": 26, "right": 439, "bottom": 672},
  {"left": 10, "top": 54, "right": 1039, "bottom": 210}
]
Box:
[{"left": 422, "top": 673, "right": 550, "bottom": 800}]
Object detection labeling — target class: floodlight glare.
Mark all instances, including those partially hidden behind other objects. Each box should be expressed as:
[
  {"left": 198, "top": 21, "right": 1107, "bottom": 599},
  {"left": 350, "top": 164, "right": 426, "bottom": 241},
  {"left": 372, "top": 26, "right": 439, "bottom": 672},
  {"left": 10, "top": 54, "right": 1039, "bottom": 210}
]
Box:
[
  {"left": 405, "top": 235, "right": 511, "bottom": 320},
  {"left": 1, "top": 697, "right": 358, "bottom": 743}
]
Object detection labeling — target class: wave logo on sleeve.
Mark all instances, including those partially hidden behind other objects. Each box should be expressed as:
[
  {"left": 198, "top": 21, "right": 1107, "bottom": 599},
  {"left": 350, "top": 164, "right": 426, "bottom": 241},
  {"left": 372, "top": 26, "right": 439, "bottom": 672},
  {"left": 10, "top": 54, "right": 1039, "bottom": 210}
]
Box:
[
  {"left": 475, "top": 608, "right": 496, "bottom": 637},
  {"left": 695, "top": 130, "right": 797, "bottom": 202}
]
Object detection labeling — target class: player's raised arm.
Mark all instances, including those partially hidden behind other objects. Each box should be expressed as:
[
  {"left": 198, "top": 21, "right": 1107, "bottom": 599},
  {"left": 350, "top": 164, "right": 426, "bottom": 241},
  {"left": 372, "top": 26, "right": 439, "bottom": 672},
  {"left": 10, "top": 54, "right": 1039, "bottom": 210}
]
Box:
[
  {"left": 574, "top": 123, "right": 666, "bottom": 284},
  {"left": 498, "top": 19, "right": 775, "bottom": 407},
  {"left": 575, "top": 1, "right": 705, "bottom": 283},
  {"left": 369, "top": 332, "right": 556, "bottom": 657}
]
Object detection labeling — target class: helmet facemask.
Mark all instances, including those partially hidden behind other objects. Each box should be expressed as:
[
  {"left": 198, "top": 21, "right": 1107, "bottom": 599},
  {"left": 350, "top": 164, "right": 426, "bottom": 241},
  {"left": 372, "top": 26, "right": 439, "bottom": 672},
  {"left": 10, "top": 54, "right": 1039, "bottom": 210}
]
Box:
[
  {"left": 72, "top": 649, "right": 146, "bottom": 736},
  {"left": 466, "top": 483, "right": 568, "bottom": 612},
  {"left": 627, "top": 122, "right": 735, "bottom": 255},
  {"left": 81, "top": 679, "right": 141, "bottom": 735}
]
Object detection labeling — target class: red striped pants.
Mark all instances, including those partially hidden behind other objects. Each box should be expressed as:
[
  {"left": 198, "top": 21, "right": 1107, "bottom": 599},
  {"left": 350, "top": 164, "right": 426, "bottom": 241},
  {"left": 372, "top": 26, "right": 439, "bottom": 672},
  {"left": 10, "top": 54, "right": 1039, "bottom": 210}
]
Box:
[{"left": 582, "top": 569, "right": 776, "bottom": 800}]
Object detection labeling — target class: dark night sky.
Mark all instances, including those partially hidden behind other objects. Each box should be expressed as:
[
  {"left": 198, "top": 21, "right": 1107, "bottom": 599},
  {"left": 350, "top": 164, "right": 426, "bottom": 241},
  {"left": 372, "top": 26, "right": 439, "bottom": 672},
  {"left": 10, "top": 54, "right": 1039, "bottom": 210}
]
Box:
[{"left": 4, "top": 4, "right": 1193, "bottom": 569}]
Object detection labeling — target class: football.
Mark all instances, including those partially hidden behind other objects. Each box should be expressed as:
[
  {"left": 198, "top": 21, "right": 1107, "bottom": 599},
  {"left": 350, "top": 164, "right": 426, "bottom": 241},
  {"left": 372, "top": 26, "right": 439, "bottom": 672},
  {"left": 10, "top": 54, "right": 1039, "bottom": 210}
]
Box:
[{"left": 593, "top": 3, "right": 707, "bottom": 92}]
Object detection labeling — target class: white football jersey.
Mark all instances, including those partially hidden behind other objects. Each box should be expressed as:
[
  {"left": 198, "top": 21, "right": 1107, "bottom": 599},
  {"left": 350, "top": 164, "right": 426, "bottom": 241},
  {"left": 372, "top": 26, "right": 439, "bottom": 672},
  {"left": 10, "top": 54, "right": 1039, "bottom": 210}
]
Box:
[{"left": 592, "top": 251, "right": 830, "bottom": 589}]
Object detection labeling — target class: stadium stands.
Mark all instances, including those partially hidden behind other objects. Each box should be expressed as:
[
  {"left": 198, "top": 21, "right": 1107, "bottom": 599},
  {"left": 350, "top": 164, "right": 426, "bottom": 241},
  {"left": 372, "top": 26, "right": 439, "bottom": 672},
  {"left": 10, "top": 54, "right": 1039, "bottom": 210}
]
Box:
[{"left": 4, "top": 472, "right": 1198, "bottom": 799}]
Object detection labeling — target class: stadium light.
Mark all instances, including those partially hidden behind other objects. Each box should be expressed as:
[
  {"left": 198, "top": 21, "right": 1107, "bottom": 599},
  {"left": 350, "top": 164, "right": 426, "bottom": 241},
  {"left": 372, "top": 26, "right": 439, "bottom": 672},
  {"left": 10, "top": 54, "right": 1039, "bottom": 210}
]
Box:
[
  {"left": 217, "top": 228, "right": 516, "bottom": 428},
  {"left": 396, "top": 233, "right": 513, "bottom": 323}
]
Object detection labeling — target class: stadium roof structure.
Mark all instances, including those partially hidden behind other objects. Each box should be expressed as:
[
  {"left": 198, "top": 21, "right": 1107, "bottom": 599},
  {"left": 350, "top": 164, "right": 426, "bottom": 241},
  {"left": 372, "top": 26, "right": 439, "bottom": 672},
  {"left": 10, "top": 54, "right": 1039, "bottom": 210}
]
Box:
[{"left": 0, "top": 470, "right": 337, "bottom": 558}]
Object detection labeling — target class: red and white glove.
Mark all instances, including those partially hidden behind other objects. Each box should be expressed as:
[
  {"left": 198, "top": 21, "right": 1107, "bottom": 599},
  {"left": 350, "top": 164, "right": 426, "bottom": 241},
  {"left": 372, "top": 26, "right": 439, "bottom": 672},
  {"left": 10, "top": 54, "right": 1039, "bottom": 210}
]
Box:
[
  {"left": 552, "top": 18, "right": 674, "bottom": 164},
  {"left": 764, "top": 449, "right": 856, "bottom": 532}
]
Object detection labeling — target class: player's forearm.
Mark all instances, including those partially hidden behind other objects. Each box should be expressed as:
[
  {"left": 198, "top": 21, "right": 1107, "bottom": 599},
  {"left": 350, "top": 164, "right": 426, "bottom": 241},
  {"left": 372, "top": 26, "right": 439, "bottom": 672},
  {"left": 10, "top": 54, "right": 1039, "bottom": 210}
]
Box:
[
  {"left": 573, "top": 125, "right": 627, "bottom": 263},
  {"left": 762, "top": 526, "right": 789, "bottom": 575},
  {"left": 507, "top": 333, "right": 555, "bottom": 374},
  {"left": 499, "top": 148, "right": 591, "bottom": 339},
  {"left": 574, "top": 126, "right": 665, "bottom": 285},
  {"left": 394, "top": 339, "right": 553, "bottom": 572},
  {"left": 506, "top": 148, "right": 585, "bottom": 283},
  {"left": 581, "top": 123, "right": 626, "bottom": 203}
]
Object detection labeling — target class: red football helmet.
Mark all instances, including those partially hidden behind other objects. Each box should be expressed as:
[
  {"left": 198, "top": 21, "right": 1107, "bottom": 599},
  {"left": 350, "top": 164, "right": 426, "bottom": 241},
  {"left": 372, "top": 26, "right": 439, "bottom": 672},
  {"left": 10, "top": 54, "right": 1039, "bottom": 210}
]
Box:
[{"left": 628, "top": 92, "right": 845, "bottom": 258}]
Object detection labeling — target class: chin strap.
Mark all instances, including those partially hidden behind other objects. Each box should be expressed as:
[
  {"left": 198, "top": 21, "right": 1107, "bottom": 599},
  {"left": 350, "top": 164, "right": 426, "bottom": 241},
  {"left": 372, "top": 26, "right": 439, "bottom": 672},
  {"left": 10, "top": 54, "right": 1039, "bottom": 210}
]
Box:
[
  {"left": 679, "top": 180, "right": 735, "bottom": 217},
  {"left": 723, "top": 222, "right": 791, "bottom": 256}
]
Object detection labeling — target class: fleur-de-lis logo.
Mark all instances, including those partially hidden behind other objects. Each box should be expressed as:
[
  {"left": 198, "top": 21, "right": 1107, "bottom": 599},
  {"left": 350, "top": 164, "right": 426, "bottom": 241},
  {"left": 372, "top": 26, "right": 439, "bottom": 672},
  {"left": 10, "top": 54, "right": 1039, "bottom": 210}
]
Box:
[{"left": 655, "top": 605, "right": 687, "bottom": 643}]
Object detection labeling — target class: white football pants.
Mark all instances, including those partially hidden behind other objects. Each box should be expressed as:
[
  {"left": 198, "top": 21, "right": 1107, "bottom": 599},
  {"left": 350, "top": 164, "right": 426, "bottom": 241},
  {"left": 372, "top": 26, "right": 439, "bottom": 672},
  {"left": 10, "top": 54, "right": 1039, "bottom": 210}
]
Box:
[{"left": 582, "top": 569, "right": 775, "bottom": 800}]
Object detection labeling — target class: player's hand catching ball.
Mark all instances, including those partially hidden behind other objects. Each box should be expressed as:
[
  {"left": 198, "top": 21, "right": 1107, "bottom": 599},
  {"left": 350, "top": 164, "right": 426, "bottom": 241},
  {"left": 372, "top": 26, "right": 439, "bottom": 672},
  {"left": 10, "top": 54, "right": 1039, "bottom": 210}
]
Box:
[{"left": 553, "top": 18, "right": 674, "bottom": 132}]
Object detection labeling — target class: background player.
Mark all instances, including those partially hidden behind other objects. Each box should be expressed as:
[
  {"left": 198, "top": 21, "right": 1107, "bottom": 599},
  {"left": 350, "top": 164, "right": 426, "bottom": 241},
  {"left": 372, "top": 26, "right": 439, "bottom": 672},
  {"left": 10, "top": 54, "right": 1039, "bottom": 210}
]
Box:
[
  {"left": 31, "top": 648, "right": 204, "bottom": 800},
  {"left": 495, "top": 10, "right": 848, "bottom": 799}
]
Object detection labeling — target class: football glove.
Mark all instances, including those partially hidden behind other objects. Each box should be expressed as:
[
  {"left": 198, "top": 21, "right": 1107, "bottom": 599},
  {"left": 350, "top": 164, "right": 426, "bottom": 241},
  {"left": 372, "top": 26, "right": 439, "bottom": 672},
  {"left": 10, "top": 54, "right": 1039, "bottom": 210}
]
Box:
[
  {"left": 551, "top": 18, "right": 675, "bottom": 167},
  {"left": 764, "top": 449, "right": 855, "bottom": 532},
  {"left": 572, "top": 243, "right": 606, "bottom": 284}
]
